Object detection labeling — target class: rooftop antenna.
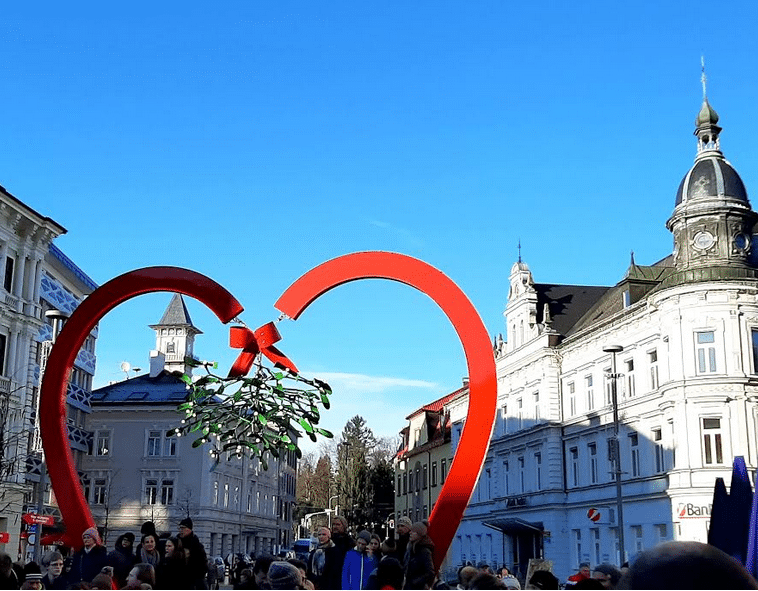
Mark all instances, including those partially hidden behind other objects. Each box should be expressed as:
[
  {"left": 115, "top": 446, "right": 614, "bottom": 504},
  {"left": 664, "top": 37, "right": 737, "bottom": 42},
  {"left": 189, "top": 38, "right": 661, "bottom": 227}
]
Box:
[
  {"left": 701, "top": 55, "right": 707, "bottom": 99},
  {"left": 518, "top": 239, "right": 522, "bottom": 263}
]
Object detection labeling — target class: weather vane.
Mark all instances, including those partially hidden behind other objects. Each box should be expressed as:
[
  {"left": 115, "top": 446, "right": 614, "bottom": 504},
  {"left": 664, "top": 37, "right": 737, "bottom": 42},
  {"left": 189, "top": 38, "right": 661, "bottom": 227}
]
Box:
[{"left": 701, "top": 55, "right": 707, "bottom": 99}]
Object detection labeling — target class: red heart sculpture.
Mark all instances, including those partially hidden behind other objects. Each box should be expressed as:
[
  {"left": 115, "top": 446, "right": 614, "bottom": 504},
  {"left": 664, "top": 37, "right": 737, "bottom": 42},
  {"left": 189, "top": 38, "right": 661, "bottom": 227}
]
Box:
[
  {"left": 275, "top": 251, "right": 497, "bottom": 572},
  {"left": 40, "top": 267, "right": 244, "bottom": 548}
]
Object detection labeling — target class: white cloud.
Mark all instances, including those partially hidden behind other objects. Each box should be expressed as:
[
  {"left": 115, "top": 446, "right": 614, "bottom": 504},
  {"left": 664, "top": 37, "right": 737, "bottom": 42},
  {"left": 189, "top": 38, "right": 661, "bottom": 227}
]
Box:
[{"left": 313, "top": 371, "right": 437, "bottom": 393}]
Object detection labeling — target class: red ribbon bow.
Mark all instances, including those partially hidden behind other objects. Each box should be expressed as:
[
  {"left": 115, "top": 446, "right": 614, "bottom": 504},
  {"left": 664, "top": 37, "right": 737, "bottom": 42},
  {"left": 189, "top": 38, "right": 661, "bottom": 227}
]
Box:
[{"left": 228, "top": 322, "right": 298, "bottom": 377}]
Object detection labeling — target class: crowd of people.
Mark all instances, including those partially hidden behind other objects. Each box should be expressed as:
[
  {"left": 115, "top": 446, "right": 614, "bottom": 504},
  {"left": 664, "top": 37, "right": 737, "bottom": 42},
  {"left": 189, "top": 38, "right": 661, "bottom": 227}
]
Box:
[
  {"left": 230, "top": 516, "right": 439, "bottom": 590},
  {"left": 5, "top": 519, "right": 758, "bottom": 590},
  {"left": 0, "top": 518, "right": 211, "bottom": 590}
]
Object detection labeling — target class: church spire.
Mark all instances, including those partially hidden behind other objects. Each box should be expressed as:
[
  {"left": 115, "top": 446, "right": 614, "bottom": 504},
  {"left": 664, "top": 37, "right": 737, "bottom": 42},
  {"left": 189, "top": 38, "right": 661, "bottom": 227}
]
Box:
[{"left": 695, "top": 57, "right": 722, "bottom": 156}]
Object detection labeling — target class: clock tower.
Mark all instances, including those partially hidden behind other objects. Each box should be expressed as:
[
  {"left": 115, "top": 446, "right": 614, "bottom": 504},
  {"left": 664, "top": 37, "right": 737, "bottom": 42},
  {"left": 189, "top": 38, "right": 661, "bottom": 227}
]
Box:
[{"left": 666, "top": 94, "right": 758, "bottom": 272}]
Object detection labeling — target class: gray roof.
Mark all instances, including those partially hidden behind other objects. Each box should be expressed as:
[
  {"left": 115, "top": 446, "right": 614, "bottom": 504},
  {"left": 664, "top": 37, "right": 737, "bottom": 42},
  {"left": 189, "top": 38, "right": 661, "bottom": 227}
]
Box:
[
  {"left": 675, "top": 155, "right": 748, "bottom": 206},
  {"left": 533, "top": 283, "right": 610, "bottom": 337},
  {"left": 91, "top": 371, "right": 189, "bottom": 405},
  {"left": 153, "top": 294, "right": 197, "bottom": 328}
]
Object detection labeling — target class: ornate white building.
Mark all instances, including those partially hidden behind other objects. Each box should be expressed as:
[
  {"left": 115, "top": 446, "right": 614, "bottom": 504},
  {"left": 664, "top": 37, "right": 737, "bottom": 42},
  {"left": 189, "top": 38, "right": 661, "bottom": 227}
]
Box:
[
  {"left": 0, "top": 184, "right": 98, "bottom": 556},
  {"left": 82, "top": 295, "right": 298, "bottom": 556},
  {"left": 448, "top": 95, "right": 758, "bottom": 582}
]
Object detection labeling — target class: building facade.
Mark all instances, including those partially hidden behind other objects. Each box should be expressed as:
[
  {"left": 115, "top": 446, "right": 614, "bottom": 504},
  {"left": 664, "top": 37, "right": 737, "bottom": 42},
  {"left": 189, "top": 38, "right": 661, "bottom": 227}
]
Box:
[
  {"left": 448, "top": 96, "right": 758, "bottom": 583},
  {"left": 394, "top": 386, "right": 465, "bottom": 577},
  {"left": 82, "top": 295, "right": 297, "bottom": 557},
  {"left": 0, "top": 184, "right": 98, "bottom": 556}
]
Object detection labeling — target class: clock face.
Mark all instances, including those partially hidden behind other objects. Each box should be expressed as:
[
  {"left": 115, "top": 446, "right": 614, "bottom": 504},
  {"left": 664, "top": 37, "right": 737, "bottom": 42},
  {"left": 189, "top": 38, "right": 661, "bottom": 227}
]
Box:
[
  {"left": 693, "top": 230, "right": 715, "bottom": 250},
  {"left": 735, "top": 233, "right": 749, "bottom": 250}
]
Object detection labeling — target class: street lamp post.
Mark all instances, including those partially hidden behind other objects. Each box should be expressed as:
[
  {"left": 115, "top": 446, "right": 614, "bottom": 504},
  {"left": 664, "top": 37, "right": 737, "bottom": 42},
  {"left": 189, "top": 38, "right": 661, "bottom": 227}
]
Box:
[
  {"left": 327, "top": 495, "right": 339, "bottom": 529},
  {"left": 33, "top": 309, "right": 68, "bottom": 563},
  {"left": 603, "top": 344, "right": 626, "bottom": 565}
]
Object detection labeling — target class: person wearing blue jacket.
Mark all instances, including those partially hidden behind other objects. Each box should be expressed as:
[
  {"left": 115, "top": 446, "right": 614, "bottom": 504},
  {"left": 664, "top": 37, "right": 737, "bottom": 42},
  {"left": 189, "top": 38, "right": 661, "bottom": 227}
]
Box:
[{"left": 342, "top": 531, "right": 378, "bottom": 590}]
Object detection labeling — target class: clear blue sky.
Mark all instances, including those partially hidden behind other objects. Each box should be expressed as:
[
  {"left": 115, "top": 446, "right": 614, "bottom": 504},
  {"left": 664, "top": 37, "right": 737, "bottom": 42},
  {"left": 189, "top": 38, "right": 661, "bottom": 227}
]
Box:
[{"left": 3, "top": 1, "right": 758, "bottom": 451}]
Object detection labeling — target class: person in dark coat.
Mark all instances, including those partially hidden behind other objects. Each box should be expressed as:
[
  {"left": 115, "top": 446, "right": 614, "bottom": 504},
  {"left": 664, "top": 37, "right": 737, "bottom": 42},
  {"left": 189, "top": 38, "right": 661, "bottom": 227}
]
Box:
[
  {"left": 331, "top": 516, "right": 355, "bottom": 579},
  {"left": 403, "top": 522, "right": 435, "bottom": 590},
  {"left": 0, "top": 552, "right": 21, "bottom": 589},
  {"left": 157, "top": 536, "right": 194, "bottom": 590},
  {"left": 106, "top": 533, "right": 136, "bottom": 587},
  {"left": 68, "top": 527, "right": 109, "bottom": 585},
  {"left": 177, "top": 518, "right": 208, "bottom": 589},
  {"left": 41, "top": 552, "right": 68, "bottom": 590},
  {"left": 307, "top": 527, "right": 341, "bottom": 590},
  {"left": 391, "top": 517, "right": 412, "bottom": 567}
]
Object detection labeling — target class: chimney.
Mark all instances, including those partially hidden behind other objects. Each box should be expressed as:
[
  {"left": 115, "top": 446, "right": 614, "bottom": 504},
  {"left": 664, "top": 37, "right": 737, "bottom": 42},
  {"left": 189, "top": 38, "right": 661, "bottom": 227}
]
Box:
[
  {"left": 149, "top": 350, "right": 166, "bottom": 378},
  {"left": 462, "top": 376, "right": 469, "bottom": 388}
]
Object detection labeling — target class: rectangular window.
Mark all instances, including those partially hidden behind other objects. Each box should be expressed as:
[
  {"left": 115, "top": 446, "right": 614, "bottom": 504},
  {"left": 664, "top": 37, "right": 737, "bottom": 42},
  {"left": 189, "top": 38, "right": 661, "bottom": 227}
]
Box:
[
  {"left": 649, "top": 350, "right": 659, "bottom": 390},
  {"left": 441, "top": 458, "right": 447, "bottom": 483},
  {"left": 82, "top": 477, "right": 91, "bottom": 502},
  {"left": 503, "top": 460, "right": 509, "bottom": 496},
  {"left": 630, "top": 432, "right": 640, "bottom": 477},
  {"left": 163, "top": 434, "right": 177, "bottom": 456},
  {"left": 161, "top": 479, "right": 174, "bottom": 504},
  {"left": 569, "top": 382, "right": 576, "bottom": 415},
  {"left": 629, "top": 433, "right": 640, "bottom": 478},
  {"left": 573, "top": 530, "right": 582, "bottom": 566},
  {"left": 518, "top": 456, "right": 525, "bottom": 493},
  {"left": 3, "top": 257, "right": 13, "bottom": 292},
  {"left": 517, "top": 398, "right": 523, "bottom": 429},
  {"left": 632, "top": 525, "right": 644, "bottom": 552},
  {"left": 697, "top": 331, "right": 717, "bottom": 373},
  {"left": 653, "top": 428, "right": 664, "bottom": 473},
  {"left": 501, "top": 405, "right": 508, "bottom": 435},
  {"left": 224, "top": 483, "right": 229, "bottom": 508},
  {"left": 592, "top": 528, "right": 601, "bottom": 565},
  {"left": 415, "top": 468, "right": 421, "bottom": 492},
  {"left": 485, "top": 468, "right": 491, "bottom": 499},
  {"left": 702, "top": 417, "right": 724, "bottom": 465},
  {"left": 753, "top": 329, "right": 758, "bottom": 374},
  {"left": 589, "top": 443, "right": 598, "bottom": 484},
  {"left": 93, "top": 478, "right": 107, "bottom": 505},
  {"left": 431, "top": 462, "right": 438, "bottom": 487},
  {"left": 655, "top": 523, "right": 668, "bottom": 544},
  {"left": 570, "top": 447, "right": 579, "bottom": 487},
  {"left": 397, "top": 475, "right": 402, "bottom": 497},
  {"left": 533, "top": 391, "right": 540, "bottom": 421},
  {"left": 95, "top": 430, "right": 111, "bottom": 456},
  {"left": 0, "top": 334, "right": 6, "bottom": 376},
  {"left": 145, "top": 479, "right": 158, "bottom": 505},
  {"left": 625, "top": 359, "right": 635, "bottom": 397},
  {"left": 147, "top": 431, "right": 162, "bottom": 456},
  {"left": 586, "top": 375, "right": 594, "bottom": 411},
  {"left": 403, "top": 472, "right": 407, "bottom": 495},
  {"left": 534, "top": 452, "right": 542, "bottom": 490},
  {"left": 423, "top": 464, "right": 428, "bottom": 489}
]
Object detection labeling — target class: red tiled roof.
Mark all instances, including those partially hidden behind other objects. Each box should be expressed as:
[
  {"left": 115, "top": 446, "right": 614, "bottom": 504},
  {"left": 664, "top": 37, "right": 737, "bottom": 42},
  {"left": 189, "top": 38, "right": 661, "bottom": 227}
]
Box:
[{"left": 406, "top": 385, "right": 467, "bottom": 420}]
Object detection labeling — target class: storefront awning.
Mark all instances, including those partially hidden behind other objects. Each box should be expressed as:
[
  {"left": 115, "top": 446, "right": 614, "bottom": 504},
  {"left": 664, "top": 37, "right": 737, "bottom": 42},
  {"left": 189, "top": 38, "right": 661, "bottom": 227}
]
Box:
[{"left": 483, "top": 518, "right": 544, "bottom": 535}]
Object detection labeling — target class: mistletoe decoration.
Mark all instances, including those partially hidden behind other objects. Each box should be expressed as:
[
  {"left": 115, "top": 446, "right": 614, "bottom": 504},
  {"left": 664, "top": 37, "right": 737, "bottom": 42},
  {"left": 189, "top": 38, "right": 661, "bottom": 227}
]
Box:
[{"left": 169, "top": 357, "right": 333, "bottom": 470}]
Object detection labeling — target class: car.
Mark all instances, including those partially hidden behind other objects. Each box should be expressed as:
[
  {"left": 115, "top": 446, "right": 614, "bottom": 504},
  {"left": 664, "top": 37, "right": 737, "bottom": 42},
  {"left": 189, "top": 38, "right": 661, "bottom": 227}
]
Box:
[{"left": 292, "top": 538, "right": 315, "bottom": 561}]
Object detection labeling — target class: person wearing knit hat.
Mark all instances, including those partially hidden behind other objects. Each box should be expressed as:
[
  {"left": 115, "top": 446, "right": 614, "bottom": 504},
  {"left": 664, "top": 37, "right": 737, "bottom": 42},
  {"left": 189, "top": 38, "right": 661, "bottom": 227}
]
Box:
[
  {"left": 403, "top": 522, "right": 435, "bottom": 590},
  {"left": 342, "top": 530, "right": 378, "bottom": 590},
  {"left": 390, "top": 517, "right": 412, "bottom": 566},
  {"left": 67, "top": 527, "right": 108, "bottom": 585},
  {"left": 268, "top": 561, "right": 303, "bottom": 590}
]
